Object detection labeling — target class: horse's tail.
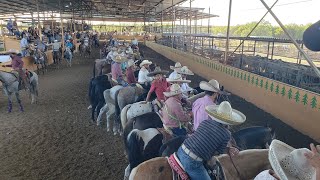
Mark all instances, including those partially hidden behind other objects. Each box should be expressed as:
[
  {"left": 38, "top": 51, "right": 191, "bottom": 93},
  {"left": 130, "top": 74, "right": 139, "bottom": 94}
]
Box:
[
  {"left": 127, "top": 129, "right": 144, "bottom": 172},
  {"left": 88, "top": 78, "right": 95, "bottom": 104},
  {"left": 114, "top": 88, "right": 121, "bottom": 118},
  {"left": 29, "top": 72, "right": 39, "bottom": 96},
  {"left": 121, "top": 104, "right": 132, "bottom": 130}
]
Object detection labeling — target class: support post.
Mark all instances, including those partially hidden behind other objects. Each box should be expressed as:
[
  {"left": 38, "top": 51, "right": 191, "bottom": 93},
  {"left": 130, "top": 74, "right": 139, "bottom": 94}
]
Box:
[
  {"left": 36, "top": 0, "right": 42, "bottom": 40},
  {"left": 189, "top": 0, "right": 192, "bottom": 34},
  {"left": 267, "top": 41, "right": 270, "bottom": 59},
  {"left": 271, "top": 41, "right": 275, "bottom": 60},
  {"left": 240, "top": 39, "right": 244, "bottom": 69},
  {"left": 161, "top": 2, "right": 163, "bottom": 34},
  {"left": 171, "top": 0, "right": 174, "bottom": 48},
  {"left": 260, "top": 0, "right": 320, "bottom": 77},
  {"left": 253, "top": 40, "right": 257, "bottom": 56},
  {"left": 208, "top": 7, "right": 210, "bottom": 34},
  {"left": 224, "top": 0, "right": 232, "bottom": 64}
]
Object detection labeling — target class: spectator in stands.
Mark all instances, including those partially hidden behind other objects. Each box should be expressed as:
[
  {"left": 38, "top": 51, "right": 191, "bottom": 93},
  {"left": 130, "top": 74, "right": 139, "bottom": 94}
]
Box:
[{"left": 20, "top": 34, "right": 29, "bottom": 57}]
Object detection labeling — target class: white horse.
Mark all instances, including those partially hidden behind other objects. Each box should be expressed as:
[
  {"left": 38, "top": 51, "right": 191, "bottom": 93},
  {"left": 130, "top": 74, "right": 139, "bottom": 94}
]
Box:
[
  {"left": 96, "top": 85, "right": 123, "bottom": 135},
  {"left": 0, "top": 70, "right": 39, "bottom": 112}
]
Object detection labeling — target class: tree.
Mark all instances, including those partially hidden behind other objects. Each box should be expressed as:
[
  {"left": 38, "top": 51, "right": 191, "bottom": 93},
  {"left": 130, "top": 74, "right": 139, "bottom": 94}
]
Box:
[
  {"left": 295, "top": 91, "right": 300, "bottom": 103},
  {"left": 275, "top": 85, "right": 280, "bottom": 94},
  {"left": 311, "top": 96, "right": 317, "bottom": 109},
  {"left": 260, "top": 80, "right": 263, "bottom": 88},
  {"left": 255, "top": 77, "right": 259, "bottom": 86},
  {"left": 281, "top": 87, "right": 286, "bottom": 97},
  {"left": 302, "top": 94, "right": 308, "bottom": 105},
  {"left": 265, "top": 81, "right": 269, "bottom": 90},
  {"left": 270, "top": 82, "right": 274, "bottom": 92},
  {"left": 251, "top": 76, "right": 254, "bottom": 84},
  {"left": 288, "top": 88, "right": 293, "bottom": 99}
]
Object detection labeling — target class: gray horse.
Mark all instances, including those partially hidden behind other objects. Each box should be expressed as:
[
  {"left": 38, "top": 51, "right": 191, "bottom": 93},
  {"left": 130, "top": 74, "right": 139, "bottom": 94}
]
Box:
[{"left": 0, "top": 70, "right": 39, "bottom": 112}]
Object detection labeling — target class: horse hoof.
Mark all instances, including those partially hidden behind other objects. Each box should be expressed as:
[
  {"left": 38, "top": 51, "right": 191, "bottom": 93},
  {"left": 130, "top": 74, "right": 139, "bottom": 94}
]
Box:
[
  {"left": 107, "top": 128, "right": 110, "bottom": 132},
  {"left": 113, "top": 132, "right": 117, "bottom": 136}
]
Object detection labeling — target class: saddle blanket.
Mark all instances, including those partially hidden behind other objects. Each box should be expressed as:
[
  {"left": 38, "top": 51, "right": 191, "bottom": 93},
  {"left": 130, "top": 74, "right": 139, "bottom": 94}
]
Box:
[{"left": 167, "top": 153, "right": 189, "bottom": 180}]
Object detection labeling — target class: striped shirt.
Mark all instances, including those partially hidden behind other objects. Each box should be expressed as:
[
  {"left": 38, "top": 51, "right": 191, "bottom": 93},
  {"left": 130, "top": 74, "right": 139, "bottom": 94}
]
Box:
[{"left": 184, "top": 119, "right": 231, "bottom": 161}]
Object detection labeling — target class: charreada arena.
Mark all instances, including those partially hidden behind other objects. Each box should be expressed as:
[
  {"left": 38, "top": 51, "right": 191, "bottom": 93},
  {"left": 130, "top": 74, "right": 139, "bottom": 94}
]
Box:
[{"left": 1, "top": 0, "right": 320, "bottom": 179}]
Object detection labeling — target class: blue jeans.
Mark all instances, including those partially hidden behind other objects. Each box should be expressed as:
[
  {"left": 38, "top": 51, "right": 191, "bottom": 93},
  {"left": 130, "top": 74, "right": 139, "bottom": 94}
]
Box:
[
  {"left": 176, "top": 147, "right": 210, "bottom": 180},
  {"left": 171, "top": 127, "right": 187, "bottom": 137}
]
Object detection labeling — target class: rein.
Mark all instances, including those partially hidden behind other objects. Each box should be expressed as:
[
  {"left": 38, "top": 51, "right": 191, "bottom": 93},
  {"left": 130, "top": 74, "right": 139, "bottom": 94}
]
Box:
[{"left": 227, "top": 150, "right": 244, "bottom": 180}]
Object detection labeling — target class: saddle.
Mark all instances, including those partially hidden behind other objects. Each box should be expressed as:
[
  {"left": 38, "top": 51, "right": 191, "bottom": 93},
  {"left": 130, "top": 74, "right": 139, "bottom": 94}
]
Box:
[
  {"left": 157, "top": 128, "right": 173, "bottom": 144},
  {"left": 168, "top": 153, "right": 225, "bottom": 180}
]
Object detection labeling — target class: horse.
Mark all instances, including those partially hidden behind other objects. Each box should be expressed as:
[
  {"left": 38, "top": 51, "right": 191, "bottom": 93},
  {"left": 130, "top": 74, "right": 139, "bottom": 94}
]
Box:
[
  {"left": 79, "top": 44, "right": 91, "bottom": 58},
  {"left": 88, "top": 74, "right": 113, "bottom": 120},
  {"left": 128, "top": 149, "right": 270, "bottom": 180},
  {"left": 96, "top": 85, "right": 123, "bottom": 134},
  {"left": 28, "top": 49, "right": 47, "bottom": 75},
  {"left": 126, "top": 126, "right": 275, "bottom": 176},
  {"left": 0, "top": 70, "right": 39, "bottom": 112},
  {"left": 231, "top": 126, "right": 275, "bottom": 150},
  {"left": 93, "top": 59, "right": 111, "bottom": 78},
  {"left": 114, "top": 85, "right": 147, "bottom": 132},
  {"left": 64, "top": 47, "right": 72, "bottom": 67}
]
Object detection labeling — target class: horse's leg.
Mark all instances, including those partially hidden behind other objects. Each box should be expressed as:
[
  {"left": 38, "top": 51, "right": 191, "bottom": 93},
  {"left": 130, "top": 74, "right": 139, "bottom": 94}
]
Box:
[
  {"left": 124, "top": 164, "right": 130, "bottom": 180},
  {"left": 16, "top": 92, "right": 23, "bottom": 112},
  {"left": 7, "top": 95, "right": 13, "bottom": 113},
  {"left": 97, "top": 103, "right": 107, "bottom": 126}
]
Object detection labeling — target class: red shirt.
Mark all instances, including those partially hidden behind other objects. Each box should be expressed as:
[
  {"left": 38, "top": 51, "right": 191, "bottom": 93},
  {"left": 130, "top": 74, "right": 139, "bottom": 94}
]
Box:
[
  {"left": 126, "top": 66, "right": 136, "bottom": 84},
  {"left": 149, "top": 79, "right": 169, "bottom": 101}
]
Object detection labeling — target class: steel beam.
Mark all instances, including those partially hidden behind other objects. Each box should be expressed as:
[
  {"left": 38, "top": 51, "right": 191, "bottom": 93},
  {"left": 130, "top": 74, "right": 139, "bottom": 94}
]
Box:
[{"left": 224, "top": 0, "right": 232, "bottom": 64}]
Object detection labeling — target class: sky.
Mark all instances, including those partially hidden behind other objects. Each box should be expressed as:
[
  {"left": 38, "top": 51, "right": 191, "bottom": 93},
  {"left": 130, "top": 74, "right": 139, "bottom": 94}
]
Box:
[{"left": 180, "top": 0, "right": 320, "bottom": 26}]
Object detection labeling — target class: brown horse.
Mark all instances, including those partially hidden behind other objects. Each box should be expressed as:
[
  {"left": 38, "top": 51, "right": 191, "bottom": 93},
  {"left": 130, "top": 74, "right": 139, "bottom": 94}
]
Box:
[
  {"left": 129, "top": 149, "right": 270, "bottom": 180},
  {"left": 93, "top": 59, "right": 111, "bottom": 78}
]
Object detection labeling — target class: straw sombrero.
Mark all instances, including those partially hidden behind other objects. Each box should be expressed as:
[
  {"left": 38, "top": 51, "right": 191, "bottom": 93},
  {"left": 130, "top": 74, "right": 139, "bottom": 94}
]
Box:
[
  {"left": 205, "top": 101, "right": 246, "bottom": 125},
  {"left": 113, "top": 55, "right": 126, "bottom": 63},
  {"left": 269, "top": 140, "right": 316, "bottom": 180},
  {"left": 166, "top": 74, "right": 191, "bottom": 83},
  {"left": 199, "top": 79, "right": 223, "bottom": 93},
  {"left": 147, "top": 67, "right": 169, "bottom": 77},
  {"left": 163, "top": 84, "right": 182, "bottom": 97},
  {"left": 170, "top": 62, "right": 182, "bottom": 70},
  {"left": 176, "top": 66, "right": 194, "bottom": 75},
  {"left": 140, "top": 60, "right": 152, "bottom": 67}
]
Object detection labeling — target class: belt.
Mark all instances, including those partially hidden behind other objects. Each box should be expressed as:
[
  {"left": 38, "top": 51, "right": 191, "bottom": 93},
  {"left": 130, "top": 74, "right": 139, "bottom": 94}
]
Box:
[{"left": 181, "top": 144, "right": 203, "bottom": 161}]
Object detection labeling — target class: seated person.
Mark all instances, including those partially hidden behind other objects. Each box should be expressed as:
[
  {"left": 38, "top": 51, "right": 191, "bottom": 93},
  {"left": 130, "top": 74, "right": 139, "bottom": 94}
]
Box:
[
  {"left": 145, "top": 67, "right": 169, "bottom": 102},
  {"left": 161, "top": 84, "right": 192, "bottom": 136}
]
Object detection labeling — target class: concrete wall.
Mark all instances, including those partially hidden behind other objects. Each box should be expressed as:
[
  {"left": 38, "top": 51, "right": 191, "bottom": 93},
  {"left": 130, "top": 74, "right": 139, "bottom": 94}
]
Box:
[{"left": 147, "top": 42, "right": 320, "bottom": 142}]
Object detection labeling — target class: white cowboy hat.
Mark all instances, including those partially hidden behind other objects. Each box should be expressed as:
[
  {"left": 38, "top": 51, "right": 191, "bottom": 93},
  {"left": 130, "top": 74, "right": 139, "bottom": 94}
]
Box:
[
  {"left": 140, "top": 60, "right": 152, "bottom": 67},
  {"left": 176, "top": 66, "right": 194, "bottom": 75},
  {"left": 205, "top": 101, "right": 246, "bottom": 125},
  {"left": 269, "top": 140, "right": 316, "bottom": 180},
  {"left": 166, "top": 74, "right": 191, "bottom": 83},
  {"left": 147, "top": 67, "right": 169, "bottom": 77},
  {"left": 7, "top": 49, "right": 19, "bottom": 54},
  {"left": 127, "top": 60, "right": 135, "bottom": 67},
  {"left": 54, "top": 39, "right": 58, "bottom": 42},
  {"left": 170, "top": 62, "right": 182, "bottom": 70},
  {"left": 163, "top": 84, "right": 182, "bottom": 97},
  {"left": 200, "top": 79, "right": 221, "bottom": 93}
]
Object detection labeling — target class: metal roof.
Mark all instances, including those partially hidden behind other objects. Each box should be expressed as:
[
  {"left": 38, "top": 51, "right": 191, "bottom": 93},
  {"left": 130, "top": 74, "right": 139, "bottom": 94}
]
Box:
[{"left": 0, "top": 0, "right": 205, "bottom": 22}]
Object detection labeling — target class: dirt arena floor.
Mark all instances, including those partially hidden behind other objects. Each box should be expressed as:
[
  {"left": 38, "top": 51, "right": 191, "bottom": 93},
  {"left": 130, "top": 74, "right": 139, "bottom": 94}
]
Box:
[{"left": 0, "top": 44, "right": 317, "bottom": 180}]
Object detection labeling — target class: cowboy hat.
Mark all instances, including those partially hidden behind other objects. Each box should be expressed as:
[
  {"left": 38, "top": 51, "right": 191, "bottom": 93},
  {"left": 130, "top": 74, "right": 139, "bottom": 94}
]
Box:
[
  {"left": 163, "top": 84, "right": 182, "bottom": 97},
  {"left": 7, "top": 49, "right": 19, "bottom": 54},
  {"left": 166, "top": 74, "right": 191, "bottom": 83},
  {"left": 113, "top": 55, "right": 126, "bottom": 63},
  {"left": 140, "top": 60, "right": 152, "bottom": 67},
  {"left": 127, "top": 60, "right": 135, "bottom": 67},
  {"left": 170, "top": 62, "right": 182, "bottom": 70},
  {"left": 269, "top": 140, "right": 316, "bottom": 180},
  {"left": 54, "top": 39, "right": 58, "bottom": 42},
  {"left": 199, "top": 79, "right": 222, "bottom": 93},
  {"left": 147, "top": 67, "right": 169, "bottom": 77},
  {"left": 205, "top": 101, "right": 246, "bottom": 125},
  {"left": 176, "top": 66, "right": 194, "bottom": 75}
]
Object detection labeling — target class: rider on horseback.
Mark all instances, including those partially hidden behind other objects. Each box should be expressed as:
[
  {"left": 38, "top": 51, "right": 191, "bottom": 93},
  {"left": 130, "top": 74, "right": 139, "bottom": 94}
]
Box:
[
  {"left": 176, "top": 102, "right": 246, "bottom": 180},
  {"left": 176, "top": 66, "right": 196, "bottom": 98},
  {"left": 192, "top": 79, "right": 222, "bottom": 131},
  {"left": 160, "top": 84, "right": 192, "bottom": 136},
  {"left": 2, "top": 49, "right": 28, "bottom": 90},
  {"left": 145, "top": 67, "right": 169, "bottom": 102},
  {"left": 111, "top": 55, "right": 127, "bottom": 86},
  {"left": 126, "top": 60, "right": 136, "bottom": 84},
  {"left": 52, "top": 40, "right": 61, "bottom": 64},
  {"left": 138, "top": 60, "right": 153, "bottom": 88}
]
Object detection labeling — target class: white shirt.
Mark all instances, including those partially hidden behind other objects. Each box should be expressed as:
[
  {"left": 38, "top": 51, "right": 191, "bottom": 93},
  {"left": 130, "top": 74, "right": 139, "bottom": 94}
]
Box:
[
  {"left": 138, "top": 66, "right": 153, "bottom": 83},
  {"left": 168, "top": 71, "right": 178, "bottom": 79},
  {"left": 84, "top": 38, "right": 89, "bottom": 46},
  {"left": 52, "top": 42, "right": 61, "bottom": 51},
  {"left": 181, "top": 82, "right": 193, "bottom": 98},
  {"left": 20, "top": 38, "right": 28, "bottom": 49}
]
